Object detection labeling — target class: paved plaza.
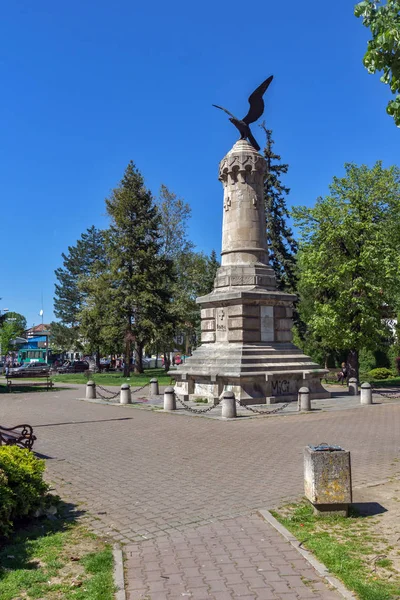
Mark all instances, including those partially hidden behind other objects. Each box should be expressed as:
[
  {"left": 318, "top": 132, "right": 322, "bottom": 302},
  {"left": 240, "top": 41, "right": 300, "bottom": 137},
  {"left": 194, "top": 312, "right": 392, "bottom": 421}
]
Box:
[{"left": 1, "top": 384, "right": 400, "bottom": 599}]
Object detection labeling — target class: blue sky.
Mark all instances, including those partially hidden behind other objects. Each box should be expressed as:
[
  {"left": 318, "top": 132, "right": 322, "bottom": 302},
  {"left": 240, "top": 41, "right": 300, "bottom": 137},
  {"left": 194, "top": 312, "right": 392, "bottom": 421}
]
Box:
[{"left": 1, "top": 0, "right": 398, "bottom": 327}]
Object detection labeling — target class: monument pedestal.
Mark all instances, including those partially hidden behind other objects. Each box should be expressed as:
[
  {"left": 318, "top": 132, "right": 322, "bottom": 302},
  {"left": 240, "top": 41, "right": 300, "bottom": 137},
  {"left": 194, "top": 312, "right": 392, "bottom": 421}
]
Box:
[{"left": 172, "top": 139, "right": 329, "bottom": 405}]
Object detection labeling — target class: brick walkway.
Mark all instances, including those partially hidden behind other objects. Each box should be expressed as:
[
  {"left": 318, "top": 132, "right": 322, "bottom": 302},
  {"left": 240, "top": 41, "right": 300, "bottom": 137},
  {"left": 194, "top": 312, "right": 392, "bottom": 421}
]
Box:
[{"left": 2, "top": 385, "right": 399, "bottom": 599}]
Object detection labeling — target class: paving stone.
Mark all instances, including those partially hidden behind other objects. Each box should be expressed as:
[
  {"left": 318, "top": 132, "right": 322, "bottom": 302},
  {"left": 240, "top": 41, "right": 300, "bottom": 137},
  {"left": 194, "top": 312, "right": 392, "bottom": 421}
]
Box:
[{"left": 3, "top": 386, "right": 397, "bottom": 600}]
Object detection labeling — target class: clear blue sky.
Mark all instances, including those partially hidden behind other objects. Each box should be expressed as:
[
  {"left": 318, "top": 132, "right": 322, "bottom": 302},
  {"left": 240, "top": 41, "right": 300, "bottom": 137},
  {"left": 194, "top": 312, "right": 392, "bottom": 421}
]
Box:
[{"left": 1, "top": 0, "right": 398, "bottom": 328}]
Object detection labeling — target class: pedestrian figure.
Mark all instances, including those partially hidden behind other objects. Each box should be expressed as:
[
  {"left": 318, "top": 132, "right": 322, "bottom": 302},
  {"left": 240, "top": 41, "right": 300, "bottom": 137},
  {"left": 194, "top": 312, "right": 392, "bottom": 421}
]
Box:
[{"left": 336, "top": 362, "right": 348, "bottom": 385}]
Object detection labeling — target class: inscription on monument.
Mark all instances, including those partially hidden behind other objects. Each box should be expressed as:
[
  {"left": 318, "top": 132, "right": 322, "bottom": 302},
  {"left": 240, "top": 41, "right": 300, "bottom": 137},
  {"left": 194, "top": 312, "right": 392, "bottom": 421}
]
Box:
[{"left": 217, "top": 308, "right": 226, "bottom": 331}]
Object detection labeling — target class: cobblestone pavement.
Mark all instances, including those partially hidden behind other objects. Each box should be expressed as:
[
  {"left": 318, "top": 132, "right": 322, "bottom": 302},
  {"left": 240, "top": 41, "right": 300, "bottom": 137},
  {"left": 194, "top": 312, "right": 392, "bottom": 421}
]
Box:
[{"left": 2, "top": 386, "right": 400, "bottom": 599}]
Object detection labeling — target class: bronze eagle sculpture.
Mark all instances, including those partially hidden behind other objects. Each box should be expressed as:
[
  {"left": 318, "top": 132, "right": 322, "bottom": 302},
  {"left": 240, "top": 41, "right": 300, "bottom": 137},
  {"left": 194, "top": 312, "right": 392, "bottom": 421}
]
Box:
[{"left": 213, "top": 75, "right": 273, "bottom": 151}]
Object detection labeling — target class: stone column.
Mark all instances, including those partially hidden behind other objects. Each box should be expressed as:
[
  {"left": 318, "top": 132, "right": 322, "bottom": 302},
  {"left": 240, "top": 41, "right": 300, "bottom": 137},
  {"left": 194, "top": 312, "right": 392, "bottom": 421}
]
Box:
[
  {"left": 86, "top": 381, "right": 96, "bottom": 400},
  {"left": 120, "top": 384, "right": 131, "bottom": 404},
  {"left": 360, "top": 382, "right": 373, "bottom": 405},
  {"left": 213, "top": 140, "right": 276, "bottom": 296}
]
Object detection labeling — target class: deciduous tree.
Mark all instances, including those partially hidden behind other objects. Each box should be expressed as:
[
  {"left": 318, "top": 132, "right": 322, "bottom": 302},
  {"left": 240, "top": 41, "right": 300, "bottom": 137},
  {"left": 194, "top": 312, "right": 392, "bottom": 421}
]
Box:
[
  {"left": 355, "top": 0, "right": 400, "bottom": 126},
  {"left": 293, "top": 162, "right": 400, "bottom": 379}
]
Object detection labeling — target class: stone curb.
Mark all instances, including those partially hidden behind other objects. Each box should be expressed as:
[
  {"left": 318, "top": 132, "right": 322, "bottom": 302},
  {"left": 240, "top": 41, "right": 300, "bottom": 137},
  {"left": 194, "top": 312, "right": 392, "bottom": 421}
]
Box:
[
  {"left": 113, "top": 544, "right": 126, "bottom": 600},
  {"left": 258, "top": 509, "right": 356, "bottom": 600}
]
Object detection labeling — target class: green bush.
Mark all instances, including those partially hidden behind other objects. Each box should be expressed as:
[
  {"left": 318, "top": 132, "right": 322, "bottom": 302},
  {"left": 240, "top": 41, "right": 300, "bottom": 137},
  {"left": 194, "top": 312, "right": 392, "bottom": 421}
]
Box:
[
  {"left": 0, "top": 447, "right": 49, "bottom": 536},
  {"left": 367, "top": 367, "right": 393, "bottom": 380},
  {"left": 0, "top": 468, "right": 14, "bottom": 536}
]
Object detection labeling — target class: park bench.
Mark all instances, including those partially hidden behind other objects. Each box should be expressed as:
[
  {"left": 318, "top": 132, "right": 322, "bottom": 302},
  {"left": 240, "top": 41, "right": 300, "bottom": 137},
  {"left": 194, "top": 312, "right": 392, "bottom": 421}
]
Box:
[
  {"left": 6, "top": 377, "right": 54, "bottom": 392},
  {"left": 0, "top": 424, "right": 36, "bottom": 450}
]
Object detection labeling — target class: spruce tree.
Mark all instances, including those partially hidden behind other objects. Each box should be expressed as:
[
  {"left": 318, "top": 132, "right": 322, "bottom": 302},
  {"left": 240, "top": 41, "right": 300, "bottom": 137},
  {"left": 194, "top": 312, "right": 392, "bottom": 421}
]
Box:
[
  {"left": 261, "top": 124, "right": 298, "bottom": 293},
  {"left": 105, "top": 162, "right": 174, "bottom": 375},
  {"left": 54, "top": 226, "right": 105, "bottom": 326}
]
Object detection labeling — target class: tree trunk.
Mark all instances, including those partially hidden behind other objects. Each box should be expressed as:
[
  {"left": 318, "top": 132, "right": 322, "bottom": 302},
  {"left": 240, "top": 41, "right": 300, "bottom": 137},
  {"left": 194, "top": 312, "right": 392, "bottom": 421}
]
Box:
[
  {"left": 124, "top": 337, "right": 131, "bottom": 377},
  {"left": 163, "top": 348, "right": 171, "bottom": 372},
  {"left": 347, "top": 349, "right": 359, "bottom": 382},
  {"left": 134, "top": 341, "right": 144, "bottom": 374},
  {"left": 96, "top": 349, "right": 101, "bottom": 370}
]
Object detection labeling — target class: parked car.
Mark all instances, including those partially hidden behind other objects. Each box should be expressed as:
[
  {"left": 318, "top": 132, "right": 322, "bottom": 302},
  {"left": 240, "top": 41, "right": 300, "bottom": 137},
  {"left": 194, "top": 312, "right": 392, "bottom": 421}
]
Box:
[
  {"left": 9, "top": 362, "right": 50, "bottom": 378},
  {"left": 57, "top": 360, "right": 89, "bottom": 374}
]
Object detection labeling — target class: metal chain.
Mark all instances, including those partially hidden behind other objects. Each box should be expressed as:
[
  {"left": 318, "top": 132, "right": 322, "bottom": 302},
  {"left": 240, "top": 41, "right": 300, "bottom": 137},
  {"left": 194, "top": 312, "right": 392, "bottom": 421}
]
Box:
[
  {"left": 94, "top": 381, "right": 149, "bottom": 401},
  {"left": 236, "top": 400, "right": 291, "bottom": 415},
  {"left": 131, "top": 382, "right": 150, "bottom": 395},
  {"left": 175, "top": 394, "right": 290, "bottom": 415},
  {"left": 175, "top": 396, "right": 222, "bottom": 414},
  {"left": 96, "top": 385, "right": 121, "bottom": 400}
]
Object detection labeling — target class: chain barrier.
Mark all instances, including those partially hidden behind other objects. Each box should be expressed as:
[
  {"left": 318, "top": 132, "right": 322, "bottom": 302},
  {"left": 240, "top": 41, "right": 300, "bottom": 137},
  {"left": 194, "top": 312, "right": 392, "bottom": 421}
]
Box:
[
  {"left": 370, "top": 384, "right": 400, "bottom": 400},
  {"left": 236, "top": 399, "right": 291, "bottom": 415},
  {"left": 174, "top": 394, "right": 291, "bottom": 415},
  {"left": 175, "top": 395, "right": 222, "bottom": 414},
  {"left": 94, "top": 381, "right": 150, "bottom": 401},
  {"left": 96, "top": 384, "right": 121, "bottom": 400},
  {"left": 131, "top": 382, "right": 150, "bottom": 395}
]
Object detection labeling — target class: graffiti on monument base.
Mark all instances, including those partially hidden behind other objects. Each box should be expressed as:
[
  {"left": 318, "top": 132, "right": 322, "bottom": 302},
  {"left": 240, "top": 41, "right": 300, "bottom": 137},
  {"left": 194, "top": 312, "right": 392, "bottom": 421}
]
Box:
[{"left": 271, "top": 380, "right": 290, "bottom": 395}]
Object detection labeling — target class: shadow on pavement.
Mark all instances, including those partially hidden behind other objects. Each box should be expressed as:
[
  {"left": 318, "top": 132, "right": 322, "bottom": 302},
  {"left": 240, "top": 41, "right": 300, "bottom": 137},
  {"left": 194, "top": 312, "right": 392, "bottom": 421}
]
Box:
[
  {"left": 33, "top": 417, "right": 133, "bottom": 427},
  {"left": 353, "top": 501, "right": 387, "bottom": 517}
]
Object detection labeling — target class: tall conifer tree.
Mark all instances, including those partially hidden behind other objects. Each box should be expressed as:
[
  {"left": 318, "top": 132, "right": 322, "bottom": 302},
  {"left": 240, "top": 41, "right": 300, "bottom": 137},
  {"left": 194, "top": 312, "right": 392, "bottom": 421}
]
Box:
[
  {"left": 261, "top": 124, "right": 297, "bottom": 292},
  {"left": 105, "top": 162, "right": 174, "bottom": 375}
]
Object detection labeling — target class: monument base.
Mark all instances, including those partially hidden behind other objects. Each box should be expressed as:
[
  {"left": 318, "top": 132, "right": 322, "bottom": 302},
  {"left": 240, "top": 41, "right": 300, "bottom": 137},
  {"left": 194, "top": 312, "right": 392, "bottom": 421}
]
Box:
[{"left": 170, "top": 287, "right": 330, "bottom": 406}]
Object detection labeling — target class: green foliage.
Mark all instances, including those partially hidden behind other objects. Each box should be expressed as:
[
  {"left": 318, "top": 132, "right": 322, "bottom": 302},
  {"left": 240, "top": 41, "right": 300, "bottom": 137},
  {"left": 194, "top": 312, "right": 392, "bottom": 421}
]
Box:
[
  {"left": 0, "top": 312, "right": 27, "bottom": 355},
  {"left": 355, "top": 0, "right": 400, "bottom": 126},
  {"left": 50, "top": 321, "right": 82, "bottom": 354},
  {"left": 293, "top": 161, "right": 400, "bottom": 377},
  {"left": 104, "top": 162, "right": 174, "bottom": 373},
  {"left": 368, "top": 367, "right": 393, "bottom": 379},
  {"left": 0, "top": 469, "right": 14, "bottom": 536},
  {"left": 359, "top": 348, "right": 376, "bottom": 373},
  {"left": 261, "top": 124, "right": 298, "bottom": 292},
  {"left": 0, "top": 447, "right": 49, "bottom": 536}
]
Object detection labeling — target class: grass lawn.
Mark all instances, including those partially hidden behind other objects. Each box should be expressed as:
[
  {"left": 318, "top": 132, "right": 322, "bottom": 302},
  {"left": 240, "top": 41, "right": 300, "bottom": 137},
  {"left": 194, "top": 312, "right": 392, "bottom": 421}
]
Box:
[
  {"left": 272, "top": 501, "right": 400, "bottom": 600},
  {"left": 0, "top": 384, "right": 66, "bottom": 394},
  {"left": 0, "top": 515, "right": 114, "bottom": 600},
  {"left": 0, "top": 368, "right": 175, "bottom": 388},
  {"left": 52, "top": 367, "right": 174, "bottom": 387}
]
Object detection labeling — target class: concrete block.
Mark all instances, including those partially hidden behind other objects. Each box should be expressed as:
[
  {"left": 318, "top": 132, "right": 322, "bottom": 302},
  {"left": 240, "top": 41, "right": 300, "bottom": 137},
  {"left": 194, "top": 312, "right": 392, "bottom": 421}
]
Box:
[
  {"left": 201, "top": 308, "right": 215, "bottom": 319},
  {"left": 275, "top": 318, "right": 292, "bottom": 331},
  {"left": 201, "top": 319, "right": 215, "bottom": 331},
  {"left": 276, "top": 330, "right": 293, "bottom": 342},
  {"left": 304, "top": 445, "right": 352, "bottom": 516},
  {"left": 201, "top": 331, "right": 215, "bottom": 343},
  {"left": 274, "top": 306, "right": 286, "bottom": 318},
  {"left": 228, "top": 316, "right": 259, "bottom": 330}
]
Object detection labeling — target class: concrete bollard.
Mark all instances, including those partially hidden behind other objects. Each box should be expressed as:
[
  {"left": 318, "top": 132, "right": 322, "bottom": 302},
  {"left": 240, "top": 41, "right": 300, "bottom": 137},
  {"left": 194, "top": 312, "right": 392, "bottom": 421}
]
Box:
[
  {"left": 221, "top": 391, "right": 237, "bottom": 418},
  {"left": 164, "top": 386, "right": 176, "bottom": 410},
  {"left": 360, "top": 382, "right": 373, "bottom": 405},
  {"left": 304, "top": 444, "right": 352, "bottom": 516},
  {"left": 86, "top": 381, "right": 96, "bottom": 399},
  {"left": 120, "top": 383, "right": 131, "bottom": 404},
  {"left": 348, "top": 377, "right": 358, "bottom": 396},
  {"left": 150, "top": 378, "right": 159, "bottom": 396},
  {"left": 298, "top": 387, "right": 311, "bottom": 411}
]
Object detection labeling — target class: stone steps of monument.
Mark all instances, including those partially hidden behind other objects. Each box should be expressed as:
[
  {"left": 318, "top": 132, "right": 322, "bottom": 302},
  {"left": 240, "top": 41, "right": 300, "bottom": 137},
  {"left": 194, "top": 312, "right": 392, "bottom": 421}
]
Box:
[
  {"left": 184, "top": 357, "right": 317, "bottom": 368},
  {"left": 238, "top": 364, "right": 320, "bottom": 373}
]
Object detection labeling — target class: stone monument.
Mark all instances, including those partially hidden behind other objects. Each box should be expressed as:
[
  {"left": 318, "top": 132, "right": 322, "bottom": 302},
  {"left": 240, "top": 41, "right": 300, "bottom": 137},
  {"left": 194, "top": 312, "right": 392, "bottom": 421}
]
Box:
[{"left": 172, "top": 78, "right": 329, "bottom": 405}]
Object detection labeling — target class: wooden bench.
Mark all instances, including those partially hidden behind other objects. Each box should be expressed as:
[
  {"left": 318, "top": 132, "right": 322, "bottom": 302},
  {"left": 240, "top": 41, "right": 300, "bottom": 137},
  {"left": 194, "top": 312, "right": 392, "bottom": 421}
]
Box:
[
  {"left": 0, "top": 424, "right": 36, "bottom": 450},
  {"left": 322, "top": 368, "right": 348, "bottom": 384},
  {"left": 7, "top": 377, "right": 54, "bottom": 391}
]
